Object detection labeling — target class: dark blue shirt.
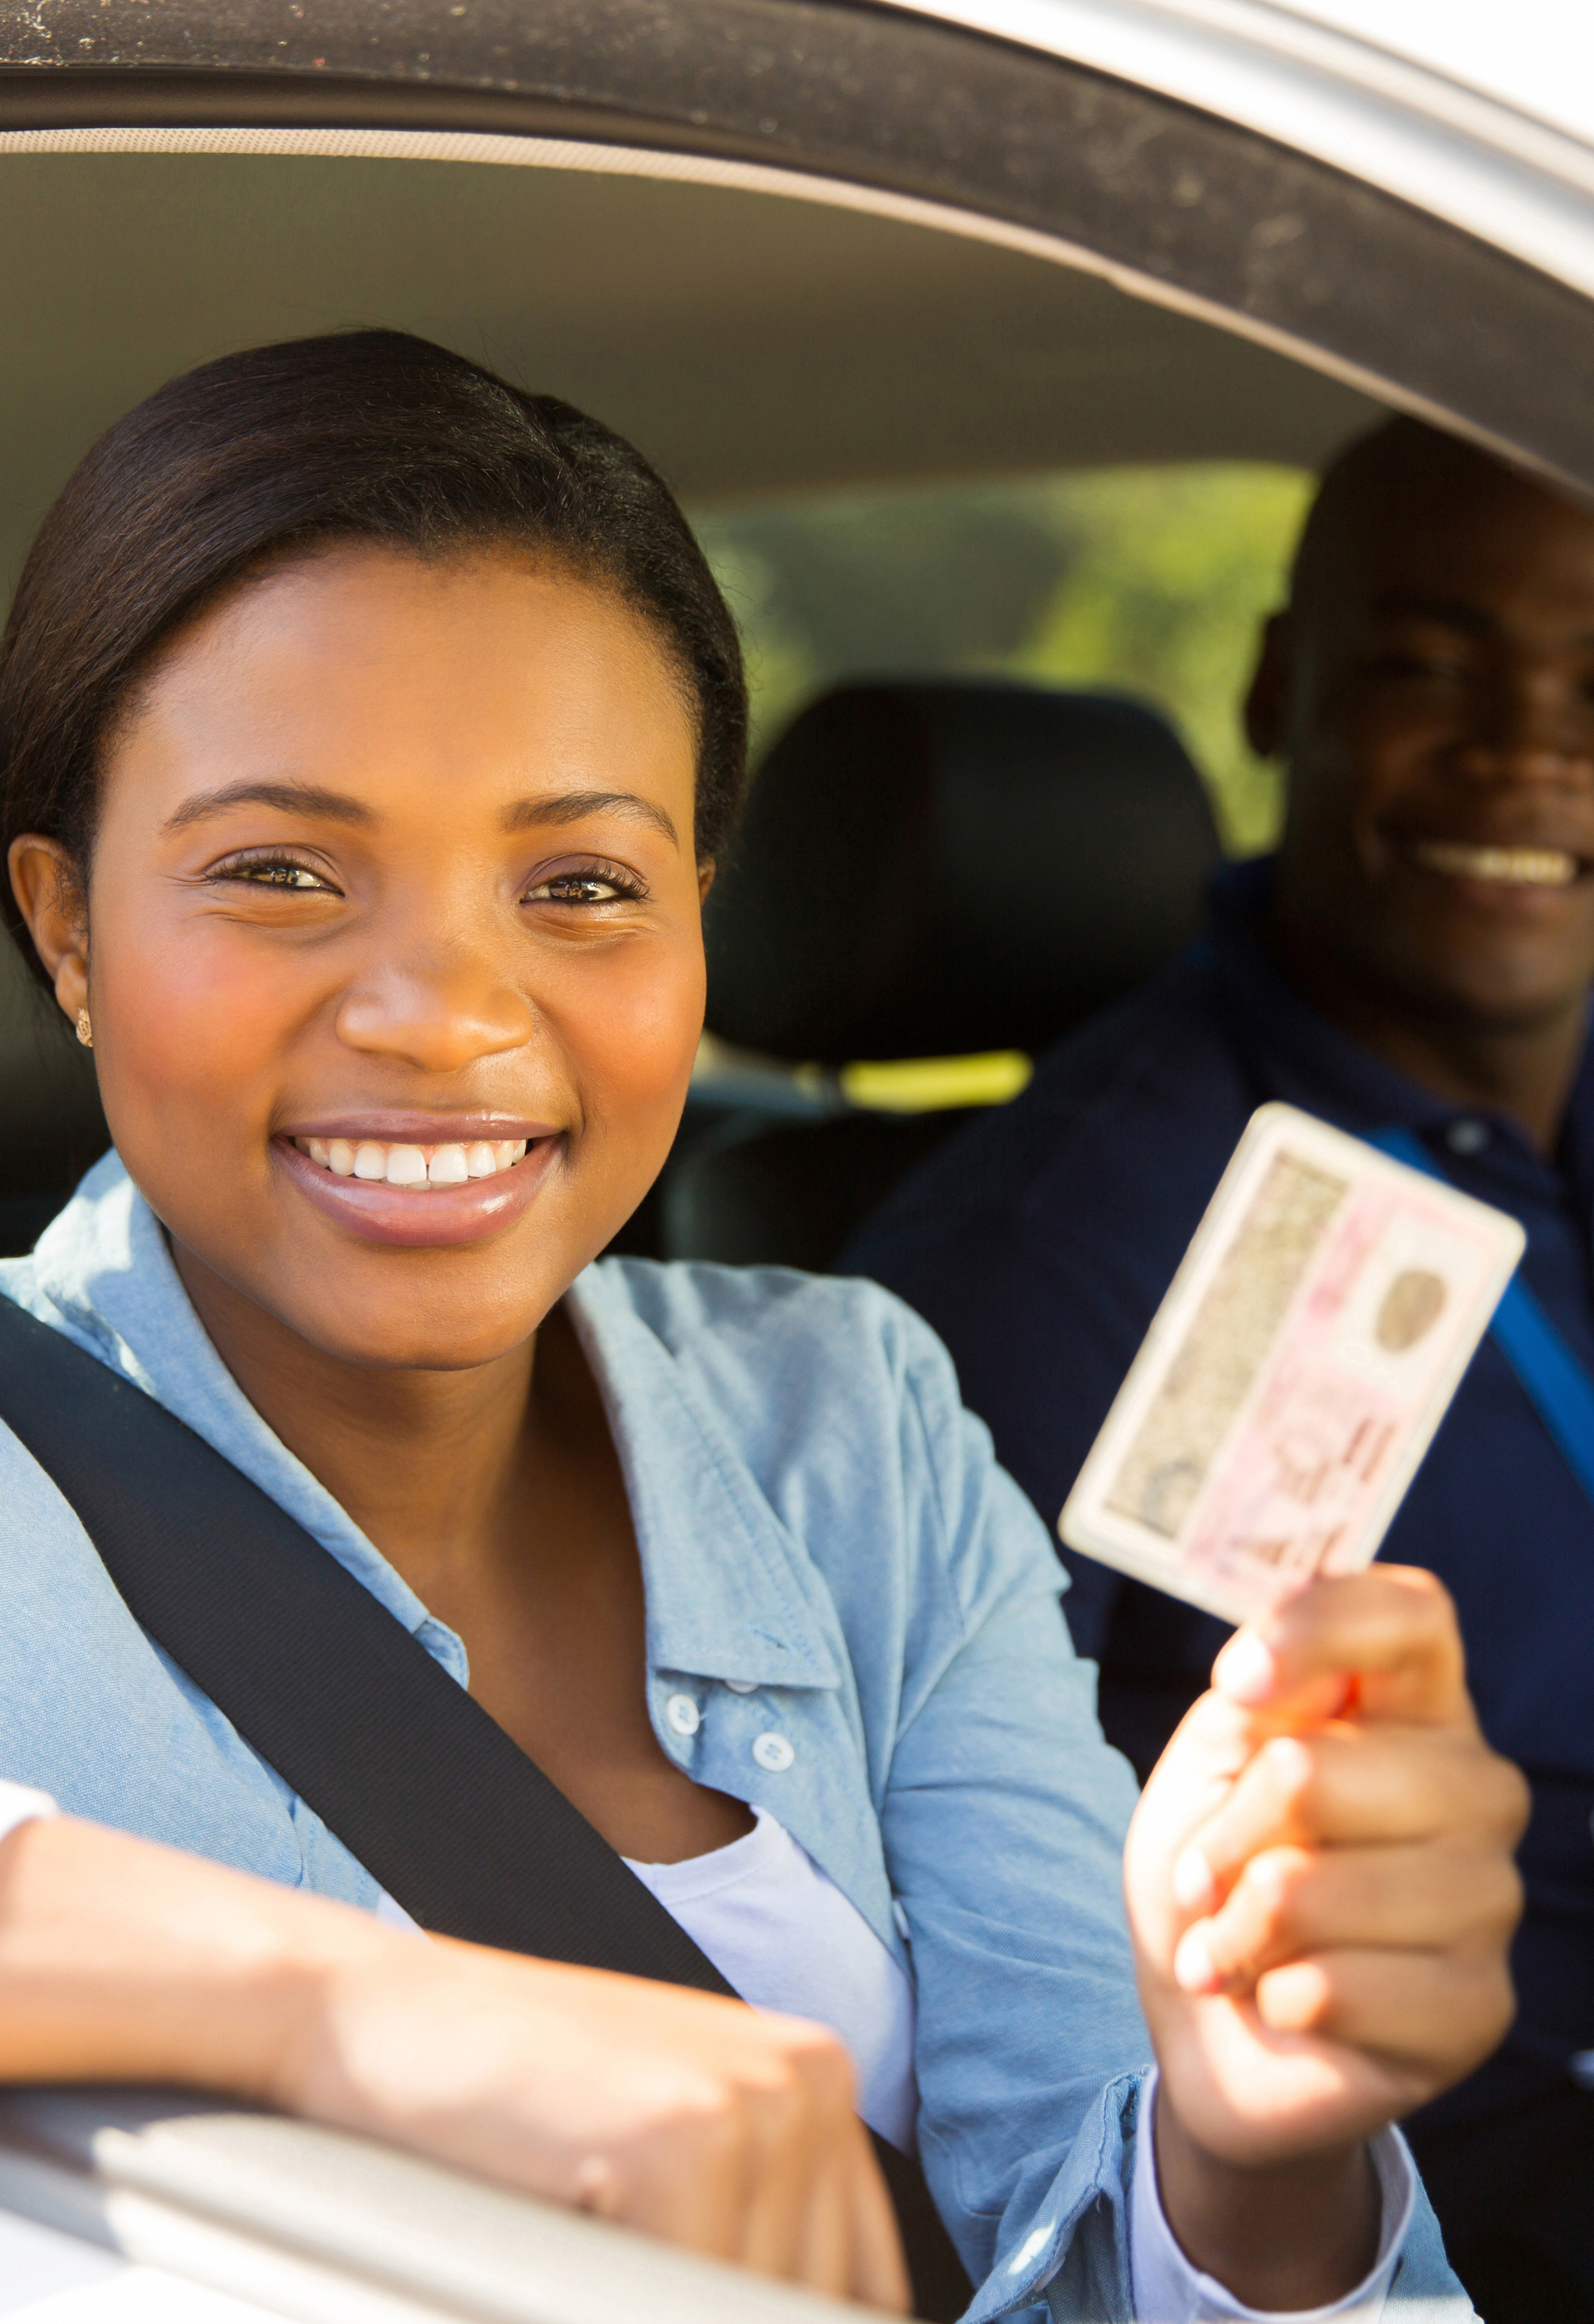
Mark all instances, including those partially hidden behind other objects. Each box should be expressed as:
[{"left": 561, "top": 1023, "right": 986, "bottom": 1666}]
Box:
[{"left": 846, "top": 855, "right": 1594, "bottom": 2128}]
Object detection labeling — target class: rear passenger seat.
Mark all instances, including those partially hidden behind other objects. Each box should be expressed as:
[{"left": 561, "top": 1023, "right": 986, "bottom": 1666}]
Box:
[{"left": 666, "top": 678, "right": 1220, "bottom": 1269}]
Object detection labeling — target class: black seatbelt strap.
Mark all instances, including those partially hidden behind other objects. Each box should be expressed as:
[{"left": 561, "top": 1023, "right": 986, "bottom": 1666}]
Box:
[{"left": 0, "top": 1297, "right": 971, "bottom": 2320}]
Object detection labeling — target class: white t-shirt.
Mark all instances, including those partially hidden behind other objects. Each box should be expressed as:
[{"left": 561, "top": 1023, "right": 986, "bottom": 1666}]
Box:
[{"left": 625, "top": 1806, "right": 919, "bottom": 2152}]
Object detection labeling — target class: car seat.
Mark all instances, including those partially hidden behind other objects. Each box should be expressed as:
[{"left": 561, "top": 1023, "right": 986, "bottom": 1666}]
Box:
[
  {"left": 667, "top": 678, "right": 1220, "bottom": 1268},
  {"left": 0, "top": 936, "right": 108, "bottom": 1257}
]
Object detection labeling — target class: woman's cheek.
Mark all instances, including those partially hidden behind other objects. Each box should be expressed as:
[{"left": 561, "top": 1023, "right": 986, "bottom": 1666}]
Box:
[
  {"left": 91, "top": 910, "right": 306, "bottom": 1162},
  {"left": 555, "top": 931, "right": 706, "bottom": 1118}
]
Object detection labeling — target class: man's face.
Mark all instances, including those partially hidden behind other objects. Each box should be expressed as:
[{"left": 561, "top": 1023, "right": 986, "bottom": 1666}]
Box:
[{"left": 1261, "top": 449, "right": 1594, "bottom": 1031}]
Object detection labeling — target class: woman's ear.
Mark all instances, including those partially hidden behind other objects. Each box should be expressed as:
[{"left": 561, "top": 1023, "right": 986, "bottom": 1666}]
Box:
[
  {"left": 697, "top": 858, "right": 716, "bottom": 905},
  {"left": 7, "top": 836, "right": 89, "bottom": 1023}
]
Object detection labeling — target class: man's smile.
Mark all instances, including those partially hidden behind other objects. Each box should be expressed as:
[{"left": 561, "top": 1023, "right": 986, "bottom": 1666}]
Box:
[{"left": 1407, "top": 838, "right": 1586, "bottom": 890}]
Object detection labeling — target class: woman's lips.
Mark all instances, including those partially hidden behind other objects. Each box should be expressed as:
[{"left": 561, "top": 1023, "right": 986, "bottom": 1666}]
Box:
[{"left": 274, "top": 1130, "right": 560, "bottom": 1247}]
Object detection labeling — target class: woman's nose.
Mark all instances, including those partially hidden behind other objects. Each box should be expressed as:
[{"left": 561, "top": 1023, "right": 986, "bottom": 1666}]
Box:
[{"left": 334, "top": 952, "right": 539, "bottom": 1074}]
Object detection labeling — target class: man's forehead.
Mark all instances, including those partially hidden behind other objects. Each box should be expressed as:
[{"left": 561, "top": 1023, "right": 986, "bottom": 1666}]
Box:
[
  {"left": 1334, "top": 475, "right": 1594, "bottom": 635},
  {"left": 1362, "top": 503, "right": 1594, "bottom": 626},
  {"left": 1292, "top": 419, "right": 1594, "bottom": 636}
]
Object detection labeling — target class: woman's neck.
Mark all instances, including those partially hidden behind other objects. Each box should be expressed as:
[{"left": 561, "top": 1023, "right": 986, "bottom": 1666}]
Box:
[
  {"left": 169, "top": 1236, "right": 542, "bottom": 1603},
  {"left": 167, "top": 1235, "right": 755, "bottom": 1862}
]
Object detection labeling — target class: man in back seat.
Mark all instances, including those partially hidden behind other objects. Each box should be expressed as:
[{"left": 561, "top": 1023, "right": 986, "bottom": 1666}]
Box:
[{"left": 846, "top": 416, "right": 1594, "bottom": 2322}]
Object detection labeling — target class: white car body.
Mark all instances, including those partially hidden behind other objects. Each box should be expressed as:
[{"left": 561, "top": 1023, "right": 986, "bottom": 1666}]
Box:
[{"left": 0, "top": 0, "right": 1587, "bottom": 2312}]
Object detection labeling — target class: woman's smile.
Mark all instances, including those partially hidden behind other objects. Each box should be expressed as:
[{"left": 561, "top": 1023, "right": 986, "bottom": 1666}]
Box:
[{"left": 275, "top": 1119, "right": 564, "bottom": 1247}]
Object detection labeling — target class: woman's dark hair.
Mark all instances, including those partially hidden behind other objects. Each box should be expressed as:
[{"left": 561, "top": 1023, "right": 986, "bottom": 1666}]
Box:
[{"left": 0, "top": 329, "right": 746, "bottom": 974}]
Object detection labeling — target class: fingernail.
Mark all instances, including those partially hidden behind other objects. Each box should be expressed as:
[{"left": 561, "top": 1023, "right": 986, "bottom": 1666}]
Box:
[
  {"left": 1214, "top": 1632, "right": 1276, "bottom": 1705},
  {"left": 1172, "top": 1843, "right": 1217, "bottom": 1914},
  {"left": 1173, "top": 1925, "right": 1220, "bottom": 1994}
]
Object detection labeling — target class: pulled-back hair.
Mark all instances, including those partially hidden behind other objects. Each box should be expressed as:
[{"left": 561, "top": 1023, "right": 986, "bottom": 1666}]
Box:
[{"left": 0, "top": 330, "right": 746, "bottom": 976}]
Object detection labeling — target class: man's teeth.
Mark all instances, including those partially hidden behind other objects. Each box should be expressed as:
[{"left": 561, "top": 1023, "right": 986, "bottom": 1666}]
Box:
[
  {"left": 296, "top": 1137, "right": 529, "bottom": 1186},
  {"left": 1413, "top": 839, "right": 1578, "bottom": 888}
]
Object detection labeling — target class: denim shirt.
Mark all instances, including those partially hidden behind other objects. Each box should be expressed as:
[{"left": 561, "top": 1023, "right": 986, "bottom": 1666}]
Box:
[{"left": 0, "top": 1155, "right": 1467, "bottom": 2320}]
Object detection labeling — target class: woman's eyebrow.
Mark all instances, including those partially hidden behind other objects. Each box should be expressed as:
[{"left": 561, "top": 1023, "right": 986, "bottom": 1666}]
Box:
[
  {"left": 501, "top": 790, "right": 679, "bottom": 849},
  {"left": 162, "top": 779, "right": 376, "bottom": 834}
]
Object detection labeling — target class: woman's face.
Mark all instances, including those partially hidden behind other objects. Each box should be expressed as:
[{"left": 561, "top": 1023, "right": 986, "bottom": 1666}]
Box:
[{"left": 14, "top": 544, "right": 709, "bottom": 1369}]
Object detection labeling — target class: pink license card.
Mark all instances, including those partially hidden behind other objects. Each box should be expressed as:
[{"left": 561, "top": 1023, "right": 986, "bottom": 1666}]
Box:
[{"left": 1059, "top": 1104, "right": 1524, "bottom": 1626}]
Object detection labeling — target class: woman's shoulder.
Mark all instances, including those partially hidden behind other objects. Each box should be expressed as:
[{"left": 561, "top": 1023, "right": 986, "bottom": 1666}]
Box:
[
  {"left": 589, "top": 1255, "right": 961, "bottom": 1407},
  {"left": 582, "top": 1255, "right": 1054, "bottom": 1617}
]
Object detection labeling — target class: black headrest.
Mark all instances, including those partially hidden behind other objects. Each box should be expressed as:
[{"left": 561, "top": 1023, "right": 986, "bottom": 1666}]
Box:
[{"left": 705, "top": 680, "right": 1221, "bottom": 1064}]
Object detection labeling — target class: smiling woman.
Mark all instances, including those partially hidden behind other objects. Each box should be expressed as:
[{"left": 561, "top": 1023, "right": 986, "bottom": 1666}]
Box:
[
  {"left": 0, "top": 331, "right": 1529, "bottom": 2322},
  {"left": 41, "top": 549, "right": 710, "bottom": 1297}
]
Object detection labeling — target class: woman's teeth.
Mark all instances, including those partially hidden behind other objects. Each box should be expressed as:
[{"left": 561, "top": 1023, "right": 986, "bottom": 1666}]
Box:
[
  {"left": 1413, "top": 839, "right": 1579, "bottom": 888},
  {"left": 295, "top": 1137, "right": 529, "bottom": 1187}
]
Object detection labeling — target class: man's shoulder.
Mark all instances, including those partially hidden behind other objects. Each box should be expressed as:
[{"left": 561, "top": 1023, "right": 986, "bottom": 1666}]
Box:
[{"left": 845, "top": 949, "right": 1253, "bottom": 1273}]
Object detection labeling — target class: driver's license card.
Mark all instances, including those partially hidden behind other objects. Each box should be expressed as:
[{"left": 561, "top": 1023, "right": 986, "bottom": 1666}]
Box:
[{"left": 1059, "top": 1103, "right": 1524, "bottom": 1625}]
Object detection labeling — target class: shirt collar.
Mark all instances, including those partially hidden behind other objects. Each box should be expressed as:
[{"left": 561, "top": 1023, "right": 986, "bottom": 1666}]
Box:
[
  {"left": 566, "top": 1266, "right": 841, "bottom": 1694},
  {"left": 1205, "top": 854, "right": 1594, "bottom": 1192},
  {"left": 20, "top": 1153, "right": 839, "bottom": 1698}
]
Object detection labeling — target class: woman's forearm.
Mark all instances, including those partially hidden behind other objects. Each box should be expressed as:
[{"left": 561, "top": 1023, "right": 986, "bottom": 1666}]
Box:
[
  {"left": 0, "top": 1813, "right": 379, "bottom": 2096},
  {"left": 1153, "top": 2082, "right": 1381, "bottom": 2312}
]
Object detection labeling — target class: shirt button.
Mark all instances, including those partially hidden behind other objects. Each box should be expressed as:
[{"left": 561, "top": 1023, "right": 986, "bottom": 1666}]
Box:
[
  {"left": 892, "top": 1898, "right": 912, "bottom": 1941},
  {"left": 725, "top": 1680, "right": 757, "bottom": 1695},
  {"left": 1446, "top": 1119, "right": 1490, "bottom": 1157},
  {"left": 751, "top": 1731, "right": 795, "bottom": 1773},
  {"left": 665, "top": 1694, "right": 701, "bottom": 1737}
]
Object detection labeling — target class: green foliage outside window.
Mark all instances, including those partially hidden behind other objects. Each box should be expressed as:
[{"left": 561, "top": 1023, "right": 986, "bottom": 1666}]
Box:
[{"left": 694, "top": 462, "right": 1316, "bottom": 857}]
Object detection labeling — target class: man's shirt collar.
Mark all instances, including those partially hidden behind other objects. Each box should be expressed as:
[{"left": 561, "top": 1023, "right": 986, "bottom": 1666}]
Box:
[{"left": 1203, "top": 854, "right": 1594, "bottom": 1205}]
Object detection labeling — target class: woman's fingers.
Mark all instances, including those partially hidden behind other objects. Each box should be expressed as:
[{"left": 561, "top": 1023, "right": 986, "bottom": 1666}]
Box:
[
  {"left": 612, "top": 2049, "right": 907, "bottom": 2309},
  {"left": 1175, "top": 1838, "right": 1523, "bottom": 1994},
  {"left": 846, "top": 2137, "right": 917, "bottom": 2312},
  {"left": 1212, "top": 1566, "right": 1468, "bottom": 1729},
  {"left": 1172, "top": 1720, "right": 1528, "bottom": 1911},
  {"left": 733, "top": 2037, "right": 862, "bottom": 2282},
  {"left": 1252, "top": 1945, "right": 1517, "bottom": 2080}
]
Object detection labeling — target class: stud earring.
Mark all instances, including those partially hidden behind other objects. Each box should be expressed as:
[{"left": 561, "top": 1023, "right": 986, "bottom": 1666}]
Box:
[{"left": 75, "top": 1009, "right": 92, "bottom": 1049}]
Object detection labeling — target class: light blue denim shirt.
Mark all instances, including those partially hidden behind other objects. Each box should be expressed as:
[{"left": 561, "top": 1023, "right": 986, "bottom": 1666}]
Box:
[{"left": 0, "top": 1155, "right": 1468, "bottom": 2321}]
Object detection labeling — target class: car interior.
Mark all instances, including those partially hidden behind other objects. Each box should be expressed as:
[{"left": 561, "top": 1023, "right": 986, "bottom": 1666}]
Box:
[{"left": 0, "top": 144, "right": 1384, "bottom": 1265}]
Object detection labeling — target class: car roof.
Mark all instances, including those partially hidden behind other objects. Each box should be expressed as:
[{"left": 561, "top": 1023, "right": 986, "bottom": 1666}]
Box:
[
  {"left": 1205, "top": 0, "right": 1594, "bottom": 152},
  {"left": 0, "top": 147, "right": 1381, "bottom": 600},
  {"left": 0, "top": 0, "right": 1590, "bottom": 565}
]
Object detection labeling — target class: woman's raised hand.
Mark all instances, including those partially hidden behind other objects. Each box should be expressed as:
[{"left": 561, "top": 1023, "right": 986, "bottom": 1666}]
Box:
[{"left": 1122, "top": 1566, "right": 1527, "bottom": 2307}]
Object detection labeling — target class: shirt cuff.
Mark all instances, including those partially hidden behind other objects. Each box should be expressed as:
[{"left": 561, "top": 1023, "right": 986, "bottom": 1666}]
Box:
[
  {"left": 0, "top": 1780, "right": 58, "bottom": 1849},
  {"left": 1129, "top": 2071, "right": 1416, "bottom": 2323}
]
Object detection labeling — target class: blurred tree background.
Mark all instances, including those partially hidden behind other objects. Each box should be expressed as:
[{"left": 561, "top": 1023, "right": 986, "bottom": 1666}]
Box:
[{"left": 693, "top": 462, "right": 1314, "bottom": 856}]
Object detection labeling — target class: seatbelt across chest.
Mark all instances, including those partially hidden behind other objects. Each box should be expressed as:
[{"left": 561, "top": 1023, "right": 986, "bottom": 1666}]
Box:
[
  {"left": 0, "top": 1296, "right": 971, "bottom": 2322},
  {"left": 1367, "top": 1124, "right": 1594, "bottom": 1509}
]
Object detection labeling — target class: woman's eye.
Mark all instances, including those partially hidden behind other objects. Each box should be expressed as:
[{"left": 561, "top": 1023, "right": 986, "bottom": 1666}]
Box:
[
  {"left": 212, "top": 857, "right": 339, "bottom": 893},
  {"left": 523, "top": 868, "right": 643, "bottom": 906}
]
